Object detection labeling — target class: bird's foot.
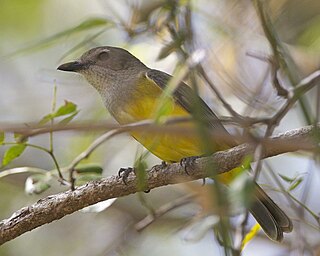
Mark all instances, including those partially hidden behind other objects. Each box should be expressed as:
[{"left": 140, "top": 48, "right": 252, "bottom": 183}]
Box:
[
  {"left": 118, "top": 167, "right": 135, "bottom": 185},
  {"left": 118, "top": 167, "right": 150, "bottom": 193},
  {"left": 180, "top": 156, "right": 199, "bottom": 175}
]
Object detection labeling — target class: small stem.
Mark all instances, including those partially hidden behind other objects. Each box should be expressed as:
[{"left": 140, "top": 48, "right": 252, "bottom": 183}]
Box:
[
  {"left": 2, "top": 142, "right": 50, "bottom": 153},
  {"left": 2, "top": 142, "right": 67, "bottom": 185},
  {"left": 48, "top": 151, "right": 66, "bottom": 184},
  {"left": 49, "top": 84, "right": 57, "bottom": 153}
]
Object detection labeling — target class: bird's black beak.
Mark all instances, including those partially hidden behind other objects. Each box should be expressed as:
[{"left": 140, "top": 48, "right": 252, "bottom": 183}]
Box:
[{"left": 57, "top": 61, "right": 86, "bottom": 72}]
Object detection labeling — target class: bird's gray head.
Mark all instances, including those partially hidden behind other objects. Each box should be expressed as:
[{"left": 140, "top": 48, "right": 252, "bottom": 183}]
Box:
[{"left": 57, "top": 46, "right": 148, "bottom": 93}]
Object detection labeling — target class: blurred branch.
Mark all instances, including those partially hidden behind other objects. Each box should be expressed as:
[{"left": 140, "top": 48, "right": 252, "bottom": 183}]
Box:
[
  {"left": 0, "top": 124, "right": 318, "bottom": 245},
  {"left": 253, "top": 0, "right": 313, "bottom": 124},
  {"left": 266, "top": 70, "right": 320, "bottom": 135},
  {"left": 246, "top": 52, "right": 289, "bottom": 98},
  {"left": 198, "top": 65, "right": 242, "bottom": 119},
  {"left": 135, "top": 194, "right": 196, "bottom": 232}
]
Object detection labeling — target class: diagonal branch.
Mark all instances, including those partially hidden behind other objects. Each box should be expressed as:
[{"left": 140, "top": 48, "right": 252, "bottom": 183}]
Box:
[{"left": 0, "top": 124, "right": 317, "bottom": 245}]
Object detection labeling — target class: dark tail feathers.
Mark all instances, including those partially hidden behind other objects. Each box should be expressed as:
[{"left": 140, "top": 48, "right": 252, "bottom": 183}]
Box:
[{"left": 249, "top": 183, "right": 293, "bottom": 242}]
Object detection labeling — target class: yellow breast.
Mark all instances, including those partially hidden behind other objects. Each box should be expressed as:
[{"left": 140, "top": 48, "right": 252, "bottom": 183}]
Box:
[
  {"left": 114, "top": 76, "right": 203, "bottom": 162},
  {"left": 113, "top": 75, "right": 240, "bottom": 183}
]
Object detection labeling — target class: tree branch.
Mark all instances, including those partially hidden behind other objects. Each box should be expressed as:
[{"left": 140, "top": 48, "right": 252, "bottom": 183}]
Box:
[{"left": 0, "top": 124, "right": 317, "bottom": 245}]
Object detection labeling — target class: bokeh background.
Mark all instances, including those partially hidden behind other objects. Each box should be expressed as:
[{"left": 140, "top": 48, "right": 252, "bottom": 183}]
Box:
[{"left": 0, "top": 0, "right": 320, "bottom": 255}]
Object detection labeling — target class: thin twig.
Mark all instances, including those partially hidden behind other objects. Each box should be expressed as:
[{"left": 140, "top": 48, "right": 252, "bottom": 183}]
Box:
[
  {"left": 67, "top": 129, "right": 123, "bottom": 189},
  {"left": 198, "top": 65, "right": 242, "bottom": 119},
  {"left": 267, "top": 70, "right": 320, "bottom": 135},
  {"left": 135, "top": 194, "right": 196, "bottom": 231},
  {"left": 247, "top": 52, "right": 289, "bottom": 98},
  {"left": 253, "top": 0, "right": 312, "bottom": 124}
]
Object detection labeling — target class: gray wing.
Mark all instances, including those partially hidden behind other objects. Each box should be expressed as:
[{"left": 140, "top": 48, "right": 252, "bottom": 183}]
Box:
[{"left": 146, "top": 69, "right": 231, "bottom": 137}]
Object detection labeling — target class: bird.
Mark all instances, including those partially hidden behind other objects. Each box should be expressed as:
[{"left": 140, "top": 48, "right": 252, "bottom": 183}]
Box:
[{"left": 58, "top": 46, "right": 292, "bottom": 242}]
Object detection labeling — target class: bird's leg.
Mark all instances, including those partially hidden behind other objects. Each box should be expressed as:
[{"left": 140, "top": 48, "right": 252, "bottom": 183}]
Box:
[
  {"left": 180, "top": 156, "right": 206, "bottom": 184},
  {"left": 179, "top": 156, "right": 200, "bottom": 175},
  {"left": 118, "top": 167, "right": 135, "bottom": 185},
  {"left": 118, "top": 167, "right": 151, "bottom": 193}
]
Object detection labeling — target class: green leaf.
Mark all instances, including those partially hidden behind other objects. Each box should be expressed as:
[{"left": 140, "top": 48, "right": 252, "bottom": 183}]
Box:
[
  {"left": 39, "top": 113, "right": 53, "bottom": 125},
  {"left": 75, "top": 163, "right": 103, "bottom": 174},
  {"left": 279, "top": 173, "right": 304, "bottom": 191},
  {"left": 288, "top": 177, "right": 303, "bottom": 191},
  {"left": 54, "top": 101, "right": 77, "bottom": 118},
  {"left": 25, "top": 174, "right": 51, "bottom": 195},
  {"left": 135, "top": 157, "right": 148, "bottom": 191},
  {"left": 74, "top": 164, "right": 104, "bottom": 186},
  {"left": 2, "top": 144, "right": 27, "bottom": 166},
  {"left": 0, "top": 132, "right": 4, "bottom": 144},
  {"left": 278, "top": 173, "right": 295, "bottom": 183},
  {"left": 39, "top": 101, "right": 77, "bottom": 125},
  {"left": 75, "top": 173, "right": 103, "bottom": 186},
  {"left": 59, "top": 110, "right": 79, "bottom": 125}
]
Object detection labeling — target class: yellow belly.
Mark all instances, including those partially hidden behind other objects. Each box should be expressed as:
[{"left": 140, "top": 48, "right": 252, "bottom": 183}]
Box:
[
  {"left": 131, "top": 124, "right": 201, "bottom": 162},
  {"left": 113, "top": 76, "right": 240, "bottom": 182},
  {"left": 115, "top": 77, "right": 203, "bottom": 162}
]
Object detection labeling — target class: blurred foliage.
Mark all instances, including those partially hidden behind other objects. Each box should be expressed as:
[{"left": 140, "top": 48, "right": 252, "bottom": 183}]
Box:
[
  {"left": 0, "top": 0, "right": 44, "bottom": 35},
  {"left": 9, "top": 17, "right": 111, "bottom": 57}
]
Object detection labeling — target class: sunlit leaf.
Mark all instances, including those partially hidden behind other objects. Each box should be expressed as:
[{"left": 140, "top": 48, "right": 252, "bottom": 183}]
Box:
[
  {"left": 2, "top": 144, "right": 26, "bottom": 166},
  {"left": 54, "top": 101, "right": 77, "bottom": 117},
  {"left": 39, "top": 101, "right": 77, "bottom": 124},
  {"left": 39, "top": 113, "right": 53, "bottom": 125}
]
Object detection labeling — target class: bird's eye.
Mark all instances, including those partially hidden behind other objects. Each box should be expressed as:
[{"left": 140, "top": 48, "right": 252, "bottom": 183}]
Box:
[{"left": 98, "top": 51, "right": 109, "bottom": 61}]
